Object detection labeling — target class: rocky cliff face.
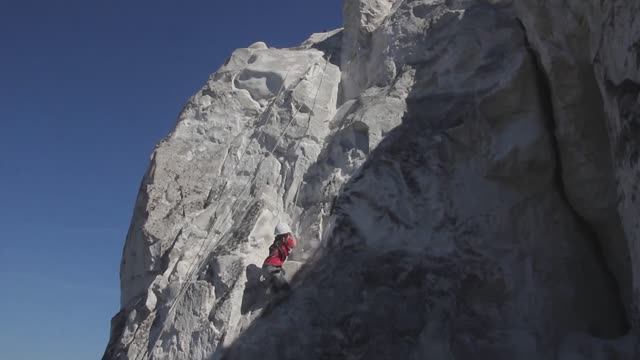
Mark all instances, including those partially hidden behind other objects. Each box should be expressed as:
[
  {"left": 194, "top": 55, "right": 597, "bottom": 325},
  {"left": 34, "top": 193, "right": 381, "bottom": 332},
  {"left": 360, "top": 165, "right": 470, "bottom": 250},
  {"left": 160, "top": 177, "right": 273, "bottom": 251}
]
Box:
[{"left": 104, "top": 1, "right": 640, "bottom": 359}]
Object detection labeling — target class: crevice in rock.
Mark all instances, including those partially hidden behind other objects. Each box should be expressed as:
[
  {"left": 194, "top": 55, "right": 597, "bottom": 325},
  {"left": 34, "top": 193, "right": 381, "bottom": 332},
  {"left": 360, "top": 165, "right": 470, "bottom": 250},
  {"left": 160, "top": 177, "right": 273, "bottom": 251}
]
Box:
[
  {"left": 306, "top": 29, "right": 343, "bottom": 67},
  {"left": 160, "top": 228, "right": 183, "bottom": 272},
  {"left": 604, "top": 78, "right": 640, "bottom": 166},
  {"left": 519, "top": 20, "right": 631, "bottom": 338}
]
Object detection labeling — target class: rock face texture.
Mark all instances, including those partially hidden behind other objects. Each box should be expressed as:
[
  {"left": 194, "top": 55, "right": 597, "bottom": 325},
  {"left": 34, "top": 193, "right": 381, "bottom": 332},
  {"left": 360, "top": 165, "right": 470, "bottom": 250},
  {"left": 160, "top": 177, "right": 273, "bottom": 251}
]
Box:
[
  {"left": 105, "top": 34, "right": 342, "bottom": 360},
  {"left": 104, "top": 1, "right": 640, "bottom": 359},
  {"left": 516, "top": 0, "right": 639, "bottom": 328}
]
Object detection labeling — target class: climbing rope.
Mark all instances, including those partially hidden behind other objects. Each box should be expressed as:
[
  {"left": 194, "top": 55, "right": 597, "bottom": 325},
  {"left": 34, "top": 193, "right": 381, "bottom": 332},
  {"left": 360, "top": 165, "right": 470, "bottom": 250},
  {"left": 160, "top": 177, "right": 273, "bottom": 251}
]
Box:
[
  {"left": 161, "top": 55, "right": 329, "bottom": 321},
  {"left": 133, "top": 51, "right": 333, "bottom": 360},
  {"left": 127, "top": 62, "right": 296, "bottom": 360},
  {"left": 290, "top": 53, "right": 333, "bottom": 230}
]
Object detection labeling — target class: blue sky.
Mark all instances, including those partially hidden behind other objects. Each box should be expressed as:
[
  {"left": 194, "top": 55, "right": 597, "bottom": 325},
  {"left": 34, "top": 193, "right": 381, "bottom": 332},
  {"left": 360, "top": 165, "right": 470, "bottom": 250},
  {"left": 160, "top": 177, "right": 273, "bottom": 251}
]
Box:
[{"left": 0, "top": 1, "right": 341, "bottom": 358}]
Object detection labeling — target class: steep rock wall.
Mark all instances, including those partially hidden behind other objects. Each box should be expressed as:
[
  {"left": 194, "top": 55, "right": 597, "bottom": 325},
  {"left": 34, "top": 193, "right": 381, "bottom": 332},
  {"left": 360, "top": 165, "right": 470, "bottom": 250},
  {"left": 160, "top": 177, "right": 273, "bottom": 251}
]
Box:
[
  {"left": 225, "top": 1, "right": 632, "bottom": 358},
  {"left": 516, "top": 0, "right": 640, "bottom": 333},
  {"left": 104, "top": 1, "right": 640, "bottom": 359},
  {"left": 105, "top": 34, "right": 341, "bottom": 360}
]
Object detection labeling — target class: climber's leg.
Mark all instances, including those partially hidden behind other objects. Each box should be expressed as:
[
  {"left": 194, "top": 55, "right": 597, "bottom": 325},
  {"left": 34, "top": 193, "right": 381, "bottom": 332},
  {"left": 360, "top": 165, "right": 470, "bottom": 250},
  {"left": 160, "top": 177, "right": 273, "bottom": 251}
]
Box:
[{"left": 262, "top": 264, "right": 289, "bottom": 293}]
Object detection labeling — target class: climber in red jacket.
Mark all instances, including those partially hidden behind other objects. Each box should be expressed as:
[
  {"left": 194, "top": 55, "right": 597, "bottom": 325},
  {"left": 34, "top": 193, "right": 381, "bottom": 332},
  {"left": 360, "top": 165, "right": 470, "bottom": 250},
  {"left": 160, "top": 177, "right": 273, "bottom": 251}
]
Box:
[{"left": 262, "top": 222, "right": 297, "bottom": 293}]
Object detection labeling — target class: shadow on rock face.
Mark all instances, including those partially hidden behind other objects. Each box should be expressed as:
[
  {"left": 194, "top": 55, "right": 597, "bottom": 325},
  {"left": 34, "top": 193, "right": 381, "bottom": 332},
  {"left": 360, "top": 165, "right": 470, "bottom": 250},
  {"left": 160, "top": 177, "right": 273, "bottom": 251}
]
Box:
[
  {"left": 215, "top": 2, "right": 633, "bottom": 358},
  {"left": 240, "top": 264, "right": 267, "bottom": 314}
]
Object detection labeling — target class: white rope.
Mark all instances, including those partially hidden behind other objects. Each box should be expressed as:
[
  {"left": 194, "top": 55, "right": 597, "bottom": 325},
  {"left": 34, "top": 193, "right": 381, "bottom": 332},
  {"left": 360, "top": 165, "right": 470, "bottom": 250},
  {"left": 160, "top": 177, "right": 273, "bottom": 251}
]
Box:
[
  {"left": 291, "top": 54, "right": 333, "bottom": 232},
  {"left": 132, "top": 64, "right": 296, "bottom": 360},
  {"left": 189, "top": 54, "right": 332, "bottom": 271}
]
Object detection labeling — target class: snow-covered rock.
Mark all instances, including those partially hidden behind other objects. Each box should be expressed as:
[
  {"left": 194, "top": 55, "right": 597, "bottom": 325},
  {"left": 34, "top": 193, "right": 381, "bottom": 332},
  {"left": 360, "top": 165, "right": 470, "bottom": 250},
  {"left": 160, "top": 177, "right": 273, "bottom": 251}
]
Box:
[
  {"left": 105, "top": 34, "right": 340, "bottom": 360},
  {"left": 104, "top": 1, "right": 640, "bottom": 359}
]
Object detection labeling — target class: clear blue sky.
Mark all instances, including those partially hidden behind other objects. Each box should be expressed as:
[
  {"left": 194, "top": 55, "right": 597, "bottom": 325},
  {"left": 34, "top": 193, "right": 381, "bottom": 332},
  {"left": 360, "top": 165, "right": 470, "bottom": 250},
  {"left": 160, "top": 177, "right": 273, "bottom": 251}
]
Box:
[{"left": 0, "top": 1, "right": 341, "bottom": 359}]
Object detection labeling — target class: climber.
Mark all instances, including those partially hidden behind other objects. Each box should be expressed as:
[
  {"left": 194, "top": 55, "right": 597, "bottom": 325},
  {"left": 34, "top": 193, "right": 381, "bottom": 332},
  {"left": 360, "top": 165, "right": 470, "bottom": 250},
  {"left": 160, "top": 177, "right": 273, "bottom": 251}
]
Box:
[{"left": 262, "top": 222, "right": 297, "bottom": 293}]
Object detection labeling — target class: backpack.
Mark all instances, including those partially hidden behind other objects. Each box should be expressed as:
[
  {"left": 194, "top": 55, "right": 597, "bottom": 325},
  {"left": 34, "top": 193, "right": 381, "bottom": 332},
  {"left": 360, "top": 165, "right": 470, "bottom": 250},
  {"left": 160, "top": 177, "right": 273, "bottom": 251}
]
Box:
[{"left": 269, "top": 234, "right": 288, "bottom": 261}]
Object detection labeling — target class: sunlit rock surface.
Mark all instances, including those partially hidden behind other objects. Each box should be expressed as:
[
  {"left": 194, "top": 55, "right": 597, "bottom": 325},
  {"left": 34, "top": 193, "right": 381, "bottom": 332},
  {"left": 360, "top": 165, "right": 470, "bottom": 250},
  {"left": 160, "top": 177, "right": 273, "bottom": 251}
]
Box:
[{"left": 104, "top": 1, "right": 640, "bottom": 359}]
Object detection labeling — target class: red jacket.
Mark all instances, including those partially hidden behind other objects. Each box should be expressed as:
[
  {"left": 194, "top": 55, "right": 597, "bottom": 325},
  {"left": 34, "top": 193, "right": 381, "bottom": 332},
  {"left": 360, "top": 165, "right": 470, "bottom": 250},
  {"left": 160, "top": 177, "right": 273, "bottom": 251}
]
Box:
[{"left": 263, "top": 233, "right": 297, "bottom": 267}]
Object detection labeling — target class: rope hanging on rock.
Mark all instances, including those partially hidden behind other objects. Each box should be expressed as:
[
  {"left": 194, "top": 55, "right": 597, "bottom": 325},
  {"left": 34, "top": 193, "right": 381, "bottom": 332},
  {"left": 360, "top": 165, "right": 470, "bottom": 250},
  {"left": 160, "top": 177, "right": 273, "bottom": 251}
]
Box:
[{"left": 133, "top": 50, "right": 333, "bottom": 360}]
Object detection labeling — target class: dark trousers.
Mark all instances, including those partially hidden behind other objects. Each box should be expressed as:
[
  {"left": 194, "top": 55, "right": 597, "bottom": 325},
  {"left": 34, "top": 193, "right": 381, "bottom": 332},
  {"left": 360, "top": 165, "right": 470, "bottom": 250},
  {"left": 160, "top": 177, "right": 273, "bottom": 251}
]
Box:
[{"left": 262, "top": 264, "right": 290, "bottom": 292}]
